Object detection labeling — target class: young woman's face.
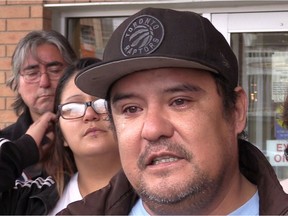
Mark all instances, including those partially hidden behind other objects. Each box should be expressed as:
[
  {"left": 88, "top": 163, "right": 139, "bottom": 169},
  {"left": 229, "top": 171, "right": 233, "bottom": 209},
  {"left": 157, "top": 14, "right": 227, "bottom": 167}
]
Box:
[{"left": 59, "top": 75, "right": 118, "bottom": 159}]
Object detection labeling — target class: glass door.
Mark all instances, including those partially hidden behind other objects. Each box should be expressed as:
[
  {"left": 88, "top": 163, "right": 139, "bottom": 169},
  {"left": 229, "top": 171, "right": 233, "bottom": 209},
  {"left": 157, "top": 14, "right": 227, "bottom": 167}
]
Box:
[{"left": 212, "top": 12, "right": 288, "bottom": 179}]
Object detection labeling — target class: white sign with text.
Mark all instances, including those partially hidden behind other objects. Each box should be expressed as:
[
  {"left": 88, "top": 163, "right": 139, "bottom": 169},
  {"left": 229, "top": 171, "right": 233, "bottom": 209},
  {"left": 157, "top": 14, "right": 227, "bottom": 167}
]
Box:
[{"left": 266, "top": 140, "right": 288, "bottom": 166}]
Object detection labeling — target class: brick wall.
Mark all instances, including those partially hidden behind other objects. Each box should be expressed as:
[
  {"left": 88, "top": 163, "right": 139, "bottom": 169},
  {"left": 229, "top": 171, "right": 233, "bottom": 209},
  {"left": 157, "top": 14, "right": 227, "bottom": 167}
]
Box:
[
  {"left": 0, "top": 0, "right": 54, "bottom": 129},
  {"left": 0, "top": 0, "right": 124, "bottom": 129}
]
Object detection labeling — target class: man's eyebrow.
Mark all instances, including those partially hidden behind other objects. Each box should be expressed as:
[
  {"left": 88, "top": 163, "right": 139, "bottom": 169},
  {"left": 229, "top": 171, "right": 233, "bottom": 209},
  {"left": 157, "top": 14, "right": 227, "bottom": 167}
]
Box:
[
  {"left": 111, "top": 83, "right": 204, "bottom": 104},
  {"left": 164, "top": 83, "right": 204, "bottom": 93},
  {"left": 111, "top": 93, "right": 136, "bottom": 104},
  {"left": 23, "top": 61, "right": 64, "bottom": 71},
  {"left": 45, "top": 61, "right": 64, "bottom": 67},
  {"left": 23, "top": 64, "right": 39, "bottom": 71}
]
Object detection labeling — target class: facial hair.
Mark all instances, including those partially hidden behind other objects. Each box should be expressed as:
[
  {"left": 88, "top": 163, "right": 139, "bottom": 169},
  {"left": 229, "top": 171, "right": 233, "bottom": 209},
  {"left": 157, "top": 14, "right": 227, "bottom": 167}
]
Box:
[{"left": 135, "top": 138, "right": 225, "bottom": 215}]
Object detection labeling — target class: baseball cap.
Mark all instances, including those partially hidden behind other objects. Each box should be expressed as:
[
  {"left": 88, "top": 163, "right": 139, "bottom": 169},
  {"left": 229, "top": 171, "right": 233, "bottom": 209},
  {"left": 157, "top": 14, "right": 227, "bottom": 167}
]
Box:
[{"left": 75, "top": 7, "right": 238, "bottom": 98}]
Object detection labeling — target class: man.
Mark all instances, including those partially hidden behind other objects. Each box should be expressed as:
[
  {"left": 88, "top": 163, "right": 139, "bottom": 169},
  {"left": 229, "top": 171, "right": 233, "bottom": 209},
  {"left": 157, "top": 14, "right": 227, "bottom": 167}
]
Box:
[
  {"left": 59, "top": 8, "right": 288, "bottom": 215},
  {"left": 0, "top": 30, "right": 77, "bottom": 180}
]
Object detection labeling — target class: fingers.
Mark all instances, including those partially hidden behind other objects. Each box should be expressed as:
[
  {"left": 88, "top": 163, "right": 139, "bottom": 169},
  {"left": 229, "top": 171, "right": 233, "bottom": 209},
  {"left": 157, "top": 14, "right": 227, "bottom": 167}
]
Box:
[{"left": 26, "top": 112, "right": 57, "bottom": 146}]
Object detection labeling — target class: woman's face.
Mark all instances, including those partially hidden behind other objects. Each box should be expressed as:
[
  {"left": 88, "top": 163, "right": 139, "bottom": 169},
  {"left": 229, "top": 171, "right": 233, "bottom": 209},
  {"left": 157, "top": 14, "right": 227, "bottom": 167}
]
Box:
[{"left": 59, "top": 75, "right": 118, "bottom": 159}]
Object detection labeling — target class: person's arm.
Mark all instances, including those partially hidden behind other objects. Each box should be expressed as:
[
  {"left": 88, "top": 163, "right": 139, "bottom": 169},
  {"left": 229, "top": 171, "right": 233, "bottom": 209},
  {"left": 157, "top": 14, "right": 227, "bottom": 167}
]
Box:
[
  {"left": 0, "top": 112, "right": 56, "bottom": 191},
  {"left": 0, "top": 135, "right": 39, "bottom": 191}
]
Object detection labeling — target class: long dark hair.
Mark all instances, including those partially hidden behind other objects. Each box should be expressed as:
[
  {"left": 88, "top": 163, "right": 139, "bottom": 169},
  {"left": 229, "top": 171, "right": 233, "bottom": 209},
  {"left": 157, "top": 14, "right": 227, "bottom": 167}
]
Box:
[{"left": 43, "top": 57, "right": 101, "bottom": 196}]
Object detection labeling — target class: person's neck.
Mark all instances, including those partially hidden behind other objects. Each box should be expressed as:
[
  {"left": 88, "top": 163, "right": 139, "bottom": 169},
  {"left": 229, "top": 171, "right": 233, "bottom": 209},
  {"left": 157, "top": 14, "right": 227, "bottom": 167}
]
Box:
[
  {"left": 209, "top": 172, "right": 257, "bottom": 215},
  {"left": 30, "top": 111, "right": 40, "bottom": 123},
  {"left": 76, "top": 155, "right": 121, "bottom": 197}
]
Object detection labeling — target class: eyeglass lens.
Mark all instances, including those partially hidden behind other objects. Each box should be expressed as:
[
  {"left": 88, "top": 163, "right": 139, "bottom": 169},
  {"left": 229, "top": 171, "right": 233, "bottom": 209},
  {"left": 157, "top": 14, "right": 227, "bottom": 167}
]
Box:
[
  {"left": 60, "top": 99, "right": 107, "bottom": 119},
  {"left": 92, "top": 99, "right": 107, "bottom": 114},
  {"left": 21, "top": 64, "right": 64, "bottom": 83}
]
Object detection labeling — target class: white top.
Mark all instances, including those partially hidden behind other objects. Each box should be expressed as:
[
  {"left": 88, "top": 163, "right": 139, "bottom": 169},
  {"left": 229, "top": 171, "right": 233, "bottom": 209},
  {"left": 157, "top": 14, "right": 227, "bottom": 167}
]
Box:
[
  {"left": 280, "top": 178, "right": 288, "bottom": 194},
  {"left": 49, "top": 172, "right": 82, "bottom": 215}
]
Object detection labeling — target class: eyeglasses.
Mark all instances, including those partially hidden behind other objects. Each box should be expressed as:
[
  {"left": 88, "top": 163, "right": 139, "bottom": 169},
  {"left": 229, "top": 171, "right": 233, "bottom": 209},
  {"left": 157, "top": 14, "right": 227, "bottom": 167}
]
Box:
[
  {"left": 58, "top": 99, "right": 108, "bottom": 120},
  {"left": 20, "top": 64, "right": 64, "bottom": 83}
]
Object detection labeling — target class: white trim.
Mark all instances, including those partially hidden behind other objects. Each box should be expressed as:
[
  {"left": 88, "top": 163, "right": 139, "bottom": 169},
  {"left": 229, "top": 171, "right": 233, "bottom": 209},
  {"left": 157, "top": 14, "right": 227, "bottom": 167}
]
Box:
[
  {"left": 0, "top": 138, "right": 10, "bottom": 147},
  {"left": 44, "top": 0, "right": 202, "bottom": 7},
  {"left": 46, "top": 1, "right": 288, "bottom": 37},
  {"left": 14, "top": 176, "right": 55, "bottom": 189}
]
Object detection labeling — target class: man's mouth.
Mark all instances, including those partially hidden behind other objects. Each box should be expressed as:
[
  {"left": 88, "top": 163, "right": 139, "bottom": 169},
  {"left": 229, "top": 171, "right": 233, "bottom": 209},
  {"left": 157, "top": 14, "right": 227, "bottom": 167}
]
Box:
[
  {"left": 38, "top": 94, "right": 53, "bottom": 98},
  {"left": 150, "top": 156, "right": 180, "bottom": 165}
]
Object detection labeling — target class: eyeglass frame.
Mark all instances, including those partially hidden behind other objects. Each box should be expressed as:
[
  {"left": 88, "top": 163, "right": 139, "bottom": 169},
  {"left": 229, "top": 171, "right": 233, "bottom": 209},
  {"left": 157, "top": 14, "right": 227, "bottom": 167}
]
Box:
[
  {"left": 58, "top": 99, "right": 108, "bottom": 120},
  {"left": 20, "top": 61, "right": 65, "bottom": 83}
]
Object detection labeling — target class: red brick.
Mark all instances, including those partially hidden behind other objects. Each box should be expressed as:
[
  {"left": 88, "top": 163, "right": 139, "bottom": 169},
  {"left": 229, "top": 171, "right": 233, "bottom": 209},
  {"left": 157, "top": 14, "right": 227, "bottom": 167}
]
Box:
[
  {"left": 0, "top": 109, "right": 17, "bottom": 123},
  {"left": 8, "top": 18, "right": 43, "bottom": 31},
  {"left": 0, "top": 71, "right": 5, "bottom": 84},
  {"left": 31, "top": 5, "right": 43, "bottom": 18},
  {"left": 0, "top": 1, "right": 7, "bottom": 6},
  {"left": 6, "top": 44, "right": 16, "bottom": 57},
  {"left": 0, "top": 19, "right": 6, "bottom": 31},
  {"left": 0, "top": 45, "right": 6, "bottom": 57},
  {"left": 0, "top": 97, "right": 5, "bottom": 109},
  {"left": 43, "top": 18, "right": 51, "bottom": 30},
  {"left": 74, "top": 0, "right": 90, "bottom": 2},
  {"left": 0, "top": 31, "right": 28, "bottom": 44},
  {"left": 0, "top": 84, "right": 15, "bottom": 97},
  {"left": 59, "top": 0, "right": 76, "bottom": 3},
  {"left": 5, "top": 71, "right": 13, "bottom": 82},
  {"left": 0, "top": 57, "right": 11, "bottom": 70},
  {"left": 43, "top": 8, "right": 52, "bottom": 18},
  {"left": 6, "top": 96, "right": 16, "bottom": 109},
  {"left": 7, "top": 0, "right": 42, "bottom": 5},
  {"left": 0, "top": 6, "right": 30, "bottom": 18},
  {"left": 44, "top": 0, "right": 60, "bottom": 3}
]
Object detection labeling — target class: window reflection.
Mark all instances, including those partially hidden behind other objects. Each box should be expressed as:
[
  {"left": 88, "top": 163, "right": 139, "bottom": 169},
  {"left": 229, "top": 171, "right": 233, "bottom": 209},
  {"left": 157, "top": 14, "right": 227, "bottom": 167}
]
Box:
[
  {"left": 67, "top": 17, "right": 126, "bottom": 59},
  {"left": 232, "top": 33, "right": 288, "bottom": 179}
]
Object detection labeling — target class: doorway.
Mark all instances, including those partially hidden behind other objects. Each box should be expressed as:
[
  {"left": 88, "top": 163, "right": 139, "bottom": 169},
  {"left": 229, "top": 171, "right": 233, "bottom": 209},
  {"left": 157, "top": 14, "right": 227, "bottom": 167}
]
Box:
[{"left": 212, "top": 12, "right": 288, "bottom": 179}]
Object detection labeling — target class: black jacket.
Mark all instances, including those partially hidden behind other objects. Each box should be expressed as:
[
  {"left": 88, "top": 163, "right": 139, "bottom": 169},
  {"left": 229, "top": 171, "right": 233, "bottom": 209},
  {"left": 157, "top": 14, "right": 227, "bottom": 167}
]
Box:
[
  {"left": 0, "top": 108, "right": 32, "bottom": 141},
  {"left": 0, "top": 108, "right": 49, "bottom": 179},
  {"left": 0, "top": 137, "right": 59, "bottom": 214},
  {"left": 58, "top": 139, "right": 288, "bottom": 215}
]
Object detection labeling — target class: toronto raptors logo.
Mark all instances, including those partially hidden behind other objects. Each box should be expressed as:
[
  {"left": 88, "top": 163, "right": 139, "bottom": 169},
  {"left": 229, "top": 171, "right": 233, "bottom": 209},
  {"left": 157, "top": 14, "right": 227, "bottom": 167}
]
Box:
[{"left": 121, "top": 15, "right": 164, "bottom": 56}]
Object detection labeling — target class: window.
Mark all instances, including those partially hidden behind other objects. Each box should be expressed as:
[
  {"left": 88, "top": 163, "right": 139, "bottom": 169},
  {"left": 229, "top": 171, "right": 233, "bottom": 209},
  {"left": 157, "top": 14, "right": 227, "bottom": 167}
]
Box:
[
  {"left": 232, "top": 32, "right": 288, "bottom": 179},
  {"left": 67, "top": 17, "right": 126, "bottom": 59}
]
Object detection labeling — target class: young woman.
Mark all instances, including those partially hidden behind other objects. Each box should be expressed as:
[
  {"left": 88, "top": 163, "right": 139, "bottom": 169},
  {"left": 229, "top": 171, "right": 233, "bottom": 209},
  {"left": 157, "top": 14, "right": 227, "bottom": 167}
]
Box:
[
  {"left": 47, "top": 57, "right": 121, "bottom": 214},
  {"left": 0, "top": 57, "right": 121, "bottom": 214}
]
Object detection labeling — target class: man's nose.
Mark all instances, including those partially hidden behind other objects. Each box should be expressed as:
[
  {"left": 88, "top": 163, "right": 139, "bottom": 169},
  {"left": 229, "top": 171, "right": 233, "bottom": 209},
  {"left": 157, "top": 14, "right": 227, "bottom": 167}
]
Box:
[
  {"left": 39, "top": 71, "right": 51, "bottom": 88},
  {"left": 141, "top": 107, "right": 174, "bottom": 142}
]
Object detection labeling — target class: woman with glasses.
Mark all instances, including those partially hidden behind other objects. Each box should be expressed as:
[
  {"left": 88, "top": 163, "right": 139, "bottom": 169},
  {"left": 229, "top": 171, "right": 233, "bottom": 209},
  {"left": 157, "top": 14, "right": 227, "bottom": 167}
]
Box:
[
  {"left": 0, "top": 57, "right": 121, "bottom": 215},
  {"left": 47, "top": 57, "right": 121, "bottom": 214}
]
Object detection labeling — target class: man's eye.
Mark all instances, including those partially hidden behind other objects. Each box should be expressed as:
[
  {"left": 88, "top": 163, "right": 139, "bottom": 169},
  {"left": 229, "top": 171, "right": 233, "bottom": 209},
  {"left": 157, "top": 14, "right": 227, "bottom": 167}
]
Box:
[
  {"left": 25, "top": 71, "right": 39, "bottom": 77},
  {"left": 173, "top": 99, "right": 186, "bottom": 106},
  {"left": 48, "top": 66, "right": 63, "bottom": 74},
  {"left": 123, "top": 106, "right": 140, "bottom": 114}
]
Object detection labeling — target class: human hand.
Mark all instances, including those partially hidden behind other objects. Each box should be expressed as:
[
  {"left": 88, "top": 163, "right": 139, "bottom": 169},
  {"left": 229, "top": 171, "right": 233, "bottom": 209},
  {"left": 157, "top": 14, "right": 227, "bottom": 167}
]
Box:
[{"left": 26, "top": 112, "right": 57, "bottom": 158}]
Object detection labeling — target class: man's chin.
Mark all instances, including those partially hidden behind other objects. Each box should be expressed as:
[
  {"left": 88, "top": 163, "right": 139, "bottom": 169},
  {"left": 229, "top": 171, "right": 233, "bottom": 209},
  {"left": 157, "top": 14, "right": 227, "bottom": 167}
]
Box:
[
  {"left": 36, "top": 106, "right": 54, "bottom": 115},
  {"left": 137, "top": 179, "right": 185, "bottom": 204}
]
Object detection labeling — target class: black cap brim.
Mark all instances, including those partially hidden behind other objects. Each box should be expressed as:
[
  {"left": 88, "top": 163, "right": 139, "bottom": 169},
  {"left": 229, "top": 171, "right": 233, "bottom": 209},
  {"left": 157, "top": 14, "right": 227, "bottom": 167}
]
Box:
[{"left": 75, "top": 56, "right": 218, "bottom": 98}]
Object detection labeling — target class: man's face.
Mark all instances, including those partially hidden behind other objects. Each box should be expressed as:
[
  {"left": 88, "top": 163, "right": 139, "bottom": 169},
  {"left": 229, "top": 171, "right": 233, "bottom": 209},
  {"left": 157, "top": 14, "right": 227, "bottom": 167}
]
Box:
[
  {"left": 110, "top": 68, "right": 246, "bottom": 214},
  {"left": 18, "top": 43, "right": 66, "bottom": 120}
]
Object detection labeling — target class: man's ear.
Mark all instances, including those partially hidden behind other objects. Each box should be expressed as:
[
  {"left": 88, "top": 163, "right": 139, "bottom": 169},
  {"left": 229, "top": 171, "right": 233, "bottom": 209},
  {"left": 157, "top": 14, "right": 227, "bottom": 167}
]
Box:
[{"left": 234, "top": 86, "right": 248, "bottom": 134}]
